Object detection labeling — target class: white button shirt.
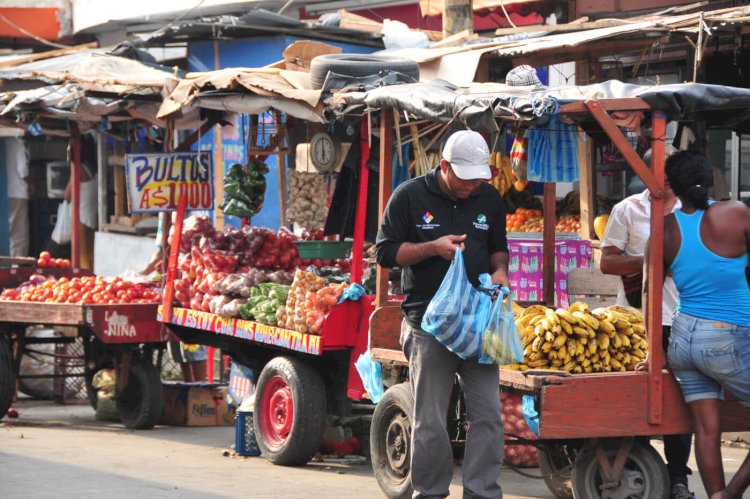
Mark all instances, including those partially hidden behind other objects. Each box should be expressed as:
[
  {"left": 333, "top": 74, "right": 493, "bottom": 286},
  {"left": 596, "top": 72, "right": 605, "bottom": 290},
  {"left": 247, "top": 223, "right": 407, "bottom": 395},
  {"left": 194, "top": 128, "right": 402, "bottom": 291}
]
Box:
[{"left": 601, "top": 189, "right": 680, "bottom": 326}]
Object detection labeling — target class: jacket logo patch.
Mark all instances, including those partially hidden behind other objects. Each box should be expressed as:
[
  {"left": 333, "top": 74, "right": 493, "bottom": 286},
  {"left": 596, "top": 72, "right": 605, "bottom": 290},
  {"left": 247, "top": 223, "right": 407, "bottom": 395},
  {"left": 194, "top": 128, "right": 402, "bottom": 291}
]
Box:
[
  {"left": 417, "top": 211, "right": 439, "bottom": 230},
  {"left": 473, "top": 213, "right": 489, "bottom": 230}
]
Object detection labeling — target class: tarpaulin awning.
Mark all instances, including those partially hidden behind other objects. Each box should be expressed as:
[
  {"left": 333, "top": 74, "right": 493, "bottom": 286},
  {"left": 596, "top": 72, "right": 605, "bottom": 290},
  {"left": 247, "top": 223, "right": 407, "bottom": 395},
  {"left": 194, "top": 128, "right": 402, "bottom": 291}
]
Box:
[
  {"left": 158, "top": 67, "right": 326, "bottom": 123},
  {"left": 333, "top": 79, "right": 750, "bottom": 132}
]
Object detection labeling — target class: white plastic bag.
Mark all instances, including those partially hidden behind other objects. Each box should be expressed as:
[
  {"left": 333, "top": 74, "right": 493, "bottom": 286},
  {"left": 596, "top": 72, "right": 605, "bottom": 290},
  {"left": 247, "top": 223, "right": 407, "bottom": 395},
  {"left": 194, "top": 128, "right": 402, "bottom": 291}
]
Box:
[{"left": 51, "top": 201, "right": 72, "bottom": 244}]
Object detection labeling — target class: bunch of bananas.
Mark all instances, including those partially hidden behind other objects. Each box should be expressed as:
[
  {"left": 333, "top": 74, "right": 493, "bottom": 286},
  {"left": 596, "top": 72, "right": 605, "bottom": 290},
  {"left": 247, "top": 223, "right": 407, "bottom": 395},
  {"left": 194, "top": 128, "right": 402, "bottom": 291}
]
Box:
[
  {"left": 489, "top": 152, "right": 515, "bottom": 195},
  {"left": 504, "top": 302, "right": 648, "bottom": 373}
]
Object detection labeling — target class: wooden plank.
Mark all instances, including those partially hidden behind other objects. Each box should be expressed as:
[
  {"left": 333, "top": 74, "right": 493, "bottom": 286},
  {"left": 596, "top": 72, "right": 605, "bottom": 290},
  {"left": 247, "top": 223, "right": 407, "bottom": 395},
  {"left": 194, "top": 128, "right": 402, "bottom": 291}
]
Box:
[
  {"left": 0, "top": 302, "right": 86, "bottom": 325},
  {"left": 567, "top": 267, "right": 620, "bottom": 296},
  {"left": 577, "top": 128, "right": 595, "bottom": 240},
  {"left": 584, "top": 100, "right": 660, "bottom": 195},
  {"left": 113, "top": 142, "right": 126, "bottom": 217},
  {"left": 371, "top": 347, "right": 407, "bottom": 365},
  {"left": 0, "top": 256, "right": 36, "bottom": 266},
  {"left": 543, "top": 183, "right": 556, "bottom": 306},
  {"left": 369, "top": 302, "right": 402, "bottom": 351},
  {"left": 0, "top": 42, "right": 97, "bottom": 68},
  {"left": 646, "top": 111, "right": 667, "bottom": 425},
  {"left": 561, "top": 97, "right": 650, "bottom": 114},
  {"left": 537, "top": 370, "right": 750, "bottom": 439},
  {"left": 276, "top": 152, "right": 288, "bottom": 226}
]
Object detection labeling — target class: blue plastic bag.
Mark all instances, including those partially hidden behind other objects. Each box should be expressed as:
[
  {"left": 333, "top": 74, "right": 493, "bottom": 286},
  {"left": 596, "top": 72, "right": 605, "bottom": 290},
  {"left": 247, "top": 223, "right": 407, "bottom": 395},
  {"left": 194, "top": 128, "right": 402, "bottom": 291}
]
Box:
[
  {"left": 479, "top": 287, "right": 524, "bottom": 365},
  {"left": 354, "top": 350, "right": 384, "bottom": 403},
  {"left": 522, "top": 395, "right": 539, "bottom": 437},
  {"left": 421, "top": 248, "right": 496, "bottom": 359},
  {"left": 338, "top": 283, "right": 366, "bottom": 304}
]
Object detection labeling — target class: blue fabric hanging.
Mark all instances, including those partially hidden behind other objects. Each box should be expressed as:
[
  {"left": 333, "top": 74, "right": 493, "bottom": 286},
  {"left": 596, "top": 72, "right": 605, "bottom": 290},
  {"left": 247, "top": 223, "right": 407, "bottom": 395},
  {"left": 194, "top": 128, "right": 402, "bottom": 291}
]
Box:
[
  {"left": 392, "top": 142, "right": 410, "bottom": 190},
  {"left": 527, "top": 114, "right": 579, "bottom": 183}
]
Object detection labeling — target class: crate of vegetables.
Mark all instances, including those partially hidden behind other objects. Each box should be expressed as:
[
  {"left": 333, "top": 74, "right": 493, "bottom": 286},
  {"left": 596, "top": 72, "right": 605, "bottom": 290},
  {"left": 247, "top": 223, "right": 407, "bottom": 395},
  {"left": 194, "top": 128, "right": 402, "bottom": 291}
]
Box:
[{"left": 294, "top": 240, "right": 352, "bottom": 259}]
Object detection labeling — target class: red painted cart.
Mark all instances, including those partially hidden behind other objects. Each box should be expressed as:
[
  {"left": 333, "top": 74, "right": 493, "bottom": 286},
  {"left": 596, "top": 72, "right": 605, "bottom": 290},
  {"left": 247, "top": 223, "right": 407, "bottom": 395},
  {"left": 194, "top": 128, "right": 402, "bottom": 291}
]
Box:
[
  {"left": 363, "top": 94, "right": 750, "bottom": 499},
  {"left": 0, "top": 265, "right": 172, "bottom": 429}
]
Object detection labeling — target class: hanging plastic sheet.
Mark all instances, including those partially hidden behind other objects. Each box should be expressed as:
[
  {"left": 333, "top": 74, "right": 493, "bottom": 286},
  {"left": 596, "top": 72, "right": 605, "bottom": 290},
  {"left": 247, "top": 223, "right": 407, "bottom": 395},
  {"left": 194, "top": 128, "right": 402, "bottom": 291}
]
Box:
[
  {"left": 392, "top": 142, "right": 410, "bottom": 190},
  {"left": 527, "top": 114, "right": 579, "bottom": 182}
]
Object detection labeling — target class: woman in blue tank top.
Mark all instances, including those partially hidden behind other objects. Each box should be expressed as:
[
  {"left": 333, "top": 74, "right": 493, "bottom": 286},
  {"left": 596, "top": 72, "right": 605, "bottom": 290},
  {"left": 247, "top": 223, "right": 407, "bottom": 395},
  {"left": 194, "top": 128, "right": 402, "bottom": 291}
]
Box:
[{"left": 663, "top": 150, "right": 750, "bottom": 499}]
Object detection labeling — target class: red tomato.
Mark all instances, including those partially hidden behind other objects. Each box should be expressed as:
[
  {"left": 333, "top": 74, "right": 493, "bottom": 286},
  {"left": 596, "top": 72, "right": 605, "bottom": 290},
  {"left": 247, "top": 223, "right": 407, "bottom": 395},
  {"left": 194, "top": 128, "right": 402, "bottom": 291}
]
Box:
[
  {"left": 39, "top": 251, "right": 51, "bottom": 261},
  {"left": 55, "top": 259, "right": 66, "bottom": 267},
  {"left": 37, "top": 258, "right": 47, "bottom": 267}
]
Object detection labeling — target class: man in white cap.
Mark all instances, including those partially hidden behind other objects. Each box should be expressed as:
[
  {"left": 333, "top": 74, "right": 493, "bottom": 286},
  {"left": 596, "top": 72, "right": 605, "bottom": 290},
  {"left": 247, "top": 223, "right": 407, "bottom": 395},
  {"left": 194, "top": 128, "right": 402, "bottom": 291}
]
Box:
[{"left": 376, "top": 130, "right": 509, "bottom": 499}]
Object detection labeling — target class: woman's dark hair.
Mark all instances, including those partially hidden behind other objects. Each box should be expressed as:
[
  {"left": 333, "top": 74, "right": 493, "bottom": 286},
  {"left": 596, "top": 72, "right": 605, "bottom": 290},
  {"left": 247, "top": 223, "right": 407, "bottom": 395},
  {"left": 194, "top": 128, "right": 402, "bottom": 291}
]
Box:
[{"left": 665, "top": 150, "right": 713, "bottom": 210}]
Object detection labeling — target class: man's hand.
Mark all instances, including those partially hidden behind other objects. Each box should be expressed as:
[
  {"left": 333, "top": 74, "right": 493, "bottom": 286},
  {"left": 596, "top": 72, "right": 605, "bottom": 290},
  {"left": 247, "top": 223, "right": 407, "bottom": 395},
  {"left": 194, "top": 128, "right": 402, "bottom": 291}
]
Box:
[
  {"left": 431, "top": 234, "right": 466, "bottom": 261},
  {"left": 491, "top": 268, "right": 510, "bottom": 289}
]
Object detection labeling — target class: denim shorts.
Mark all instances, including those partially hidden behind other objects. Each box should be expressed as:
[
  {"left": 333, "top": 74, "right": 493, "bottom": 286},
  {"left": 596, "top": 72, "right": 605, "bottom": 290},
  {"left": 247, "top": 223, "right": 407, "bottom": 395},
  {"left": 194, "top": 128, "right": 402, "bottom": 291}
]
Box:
[{"left": 668, "top": 312, "right": 750, "bottom": 406}]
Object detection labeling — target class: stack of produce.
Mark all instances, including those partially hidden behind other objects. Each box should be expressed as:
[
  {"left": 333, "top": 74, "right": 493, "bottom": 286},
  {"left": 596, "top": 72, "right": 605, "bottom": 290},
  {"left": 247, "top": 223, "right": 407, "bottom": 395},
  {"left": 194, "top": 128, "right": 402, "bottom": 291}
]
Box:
[
  {"left": 500, "top": 391, "right": 538, "bottom": 468},
  {"left": 35, "top": 251, "right": 70, "bottom": 268},
  {"left": 284, "top": 270, "right": 327, "bottom": 333},
  {"left": 555, "top": 214, "right": 581, "bottom": 233},
  {"left": 505, "top": 208, "right": 542, "bottom": 233},
  {"left": 220, "top": 161, "right": 269, "bottom": 218},
  {"left": 304, "top": 283, "right": 347, "bottom": 334},
  {"left": 0, "top": 276, "right": 160, "bottom": 304},
  {"left": 286, "top": 170, "right": 328, "bottom": 229},
  {"left": 504, "top": 302, "right": 647, "bottom": 373},
  {"left": 238, "top": 283, "right": 291, "bottom": 326},
  {"left": 510, "top": 213, "right": 582, "bottom": 233}
]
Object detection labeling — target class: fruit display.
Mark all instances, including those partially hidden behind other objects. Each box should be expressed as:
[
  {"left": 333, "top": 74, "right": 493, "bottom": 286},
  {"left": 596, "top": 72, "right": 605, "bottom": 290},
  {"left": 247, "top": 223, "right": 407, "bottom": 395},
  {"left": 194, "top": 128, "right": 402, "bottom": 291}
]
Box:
[
  {"left": 501, "top": 391, "right": 538, "bottom": 468},
  {"left": 507, "top": 213, "right": 582, "bottom": 233},
  {"left": 286, "top": 170, "right": 329, "bottom": 229},
  {"left": 504, "top": 302, "right": 648, "bottom": 373},
  {"left": 220, "top": 161, "right": 269, "bottom": 218},
  {"left": 554, "top": 214, "right": 581, "bottom": 233},
  {"left": 304, "top": 282, "right": 347, "bottom": 334},
  {"left": 238, "top": 283, "right": 291, "bottom": 326},
  {"left": 0, "top": 276, "right": 160, "bottom": 304},
  {"left": 35, "top": 251, "right": 70, "bottom": 268}
]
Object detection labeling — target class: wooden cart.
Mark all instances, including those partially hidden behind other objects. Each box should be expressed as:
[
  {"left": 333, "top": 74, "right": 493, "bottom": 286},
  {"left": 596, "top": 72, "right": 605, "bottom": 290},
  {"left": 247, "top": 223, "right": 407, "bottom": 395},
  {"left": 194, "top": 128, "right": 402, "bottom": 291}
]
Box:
[
  {"left": 365, "top": 97, "right": 750, "bottom": 499},
  {"left": 0, "top": 292, "right": 170, "bottom": 429}
]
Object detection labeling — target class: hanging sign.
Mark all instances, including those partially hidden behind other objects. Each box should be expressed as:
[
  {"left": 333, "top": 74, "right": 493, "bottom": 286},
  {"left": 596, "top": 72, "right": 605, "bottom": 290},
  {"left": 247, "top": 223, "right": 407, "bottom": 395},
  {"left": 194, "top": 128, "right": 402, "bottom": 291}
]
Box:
[{"left": 125, "top": 151, "right": 214, "bottom": 213}]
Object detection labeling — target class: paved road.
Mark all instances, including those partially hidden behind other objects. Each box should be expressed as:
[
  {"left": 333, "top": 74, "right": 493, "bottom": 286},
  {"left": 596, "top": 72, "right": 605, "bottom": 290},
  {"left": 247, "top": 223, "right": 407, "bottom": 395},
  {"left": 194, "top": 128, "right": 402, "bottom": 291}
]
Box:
[{"left": 0, "top": 400, "right": 746, "bottom": 498}]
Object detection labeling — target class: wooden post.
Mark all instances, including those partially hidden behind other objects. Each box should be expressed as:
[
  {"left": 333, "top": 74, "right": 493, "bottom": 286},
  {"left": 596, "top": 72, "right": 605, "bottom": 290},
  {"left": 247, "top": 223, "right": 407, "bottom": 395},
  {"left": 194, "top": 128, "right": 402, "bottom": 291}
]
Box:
[
  {"left": 578, "top": 128, "right": 595, "bottom": 240},
  {"left": 162, "top": 195, "right": 187, "bottom": 323},
  {"left": 212, "top": 40, "right": 224, "bottom": 231},
  {"left": 96, "top": 132, "right": 107, "bottom": 230},
  {"left": 543, "top": 183, "right": 556, "bottom": 306},
  {"left": 376, "top": 112, "right": 395, "bottom": 306},
  {"left": 443, "top": 0, "right": 473, "bottom": 38},
  {"left": 70, "top": 124, "right": 82, "bottom": 269},
  {"left": 351, "top": 118, "right": 374, "bottom": 285},
  {"left": 646, "top": 111, "right": 667, "bottom": 425},
  {"left": 113, "top": 140, "right": 126, "bottom": 222},
  {"left": 277, "top": 151, "right": 288, "bottom": 227}
]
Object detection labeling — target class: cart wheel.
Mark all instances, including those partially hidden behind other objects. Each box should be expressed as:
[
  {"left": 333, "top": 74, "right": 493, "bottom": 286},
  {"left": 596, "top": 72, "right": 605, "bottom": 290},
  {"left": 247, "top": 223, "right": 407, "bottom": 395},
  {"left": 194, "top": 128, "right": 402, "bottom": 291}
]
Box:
[
  {"left": 116, "top": 355, "right": 163, "bottom": 430},
  {"left": 253, "top": 356, "right": 326, "bottom": 466},
  {"left": 0, "top": 334, "right": 15, "bottom": 419},
  {"left": 571, "top": 441, "right": 669, "bottom": 499},
  {"left": 370, "top": 383, "right": 414, "bottom": 499},
  {"left": 539, "top": 443, "right": 579, "bottom": 499}
]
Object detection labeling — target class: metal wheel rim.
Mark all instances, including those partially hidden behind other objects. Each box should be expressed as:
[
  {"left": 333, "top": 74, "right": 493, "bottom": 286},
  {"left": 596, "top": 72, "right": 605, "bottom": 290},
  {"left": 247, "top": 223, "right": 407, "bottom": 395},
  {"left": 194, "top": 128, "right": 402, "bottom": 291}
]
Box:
[
  {"left": 260, "top": 375, "right": 294, "bottom": 448},
  {"left": 580, "top": 450, "right": 655, "bottom": 499},
  {"left": 383, "top": 410, "right": 410, "bottom": 481}
]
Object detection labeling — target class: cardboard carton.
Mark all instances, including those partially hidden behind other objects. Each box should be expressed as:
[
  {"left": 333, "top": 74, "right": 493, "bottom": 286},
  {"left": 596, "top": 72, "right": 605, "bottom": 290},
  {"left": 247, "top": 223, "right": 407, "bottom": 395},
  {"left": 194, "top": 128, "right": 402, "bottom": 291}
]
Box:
[{"left": 159, "top": 382, "right": 235, "bottom": 426}]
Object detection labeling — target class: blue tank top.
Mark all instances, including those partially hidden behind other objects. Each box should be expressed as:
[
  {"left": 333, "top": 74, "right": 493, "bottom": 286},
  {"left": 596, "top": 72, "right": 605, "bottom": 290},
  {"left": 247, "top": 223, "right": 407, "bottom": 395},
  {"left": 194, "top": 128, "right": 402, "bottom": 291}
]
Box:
[{"left": 670, "top": 207, "right": 750, "bottom": 326}]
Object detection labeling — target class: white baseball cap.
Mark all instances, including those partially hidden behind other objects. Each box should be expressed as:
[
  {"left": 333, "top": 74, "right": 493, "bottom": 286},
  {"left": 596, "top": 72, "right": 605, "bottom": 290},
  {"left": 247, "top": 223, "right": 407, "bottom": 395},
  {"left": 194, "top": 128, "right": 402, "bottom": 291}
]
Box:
[{"left": 442, "top": 130, "right": 491, "bottom": 180}]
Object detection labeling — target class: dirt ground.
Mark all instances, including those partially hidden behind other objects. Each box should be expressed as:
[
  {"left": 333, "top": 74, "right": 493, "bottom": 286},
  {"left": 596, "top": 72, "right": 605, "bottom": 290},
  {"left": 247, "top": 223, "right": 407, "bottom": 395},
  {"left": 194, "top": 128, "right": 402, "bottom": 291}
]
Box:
[{"left": 0, "top": 399, "right": 746, "bottom": 499}]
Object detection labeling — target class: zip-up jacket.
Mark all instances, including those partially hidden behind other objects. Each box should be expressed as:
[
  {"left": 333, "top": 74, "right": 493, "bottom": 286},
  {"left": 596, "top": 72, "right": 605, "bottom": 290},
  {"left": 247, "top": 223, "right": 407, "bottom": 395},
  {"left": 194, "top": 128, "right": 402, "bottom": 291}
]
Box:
[{"left": 375, "top": 167, "right": 508, "bottom": 329}]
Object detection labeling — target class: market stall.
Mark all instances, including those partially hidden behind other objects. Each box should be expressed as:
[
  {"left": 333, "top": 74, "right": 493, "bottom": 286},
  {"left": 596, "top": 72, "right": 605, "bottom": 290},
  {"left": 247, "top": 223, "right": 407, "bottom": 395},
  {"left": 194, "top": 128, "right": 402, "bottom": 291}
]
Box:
[{"left": 339, "top": 80, "right": 750, "bottom": 498}]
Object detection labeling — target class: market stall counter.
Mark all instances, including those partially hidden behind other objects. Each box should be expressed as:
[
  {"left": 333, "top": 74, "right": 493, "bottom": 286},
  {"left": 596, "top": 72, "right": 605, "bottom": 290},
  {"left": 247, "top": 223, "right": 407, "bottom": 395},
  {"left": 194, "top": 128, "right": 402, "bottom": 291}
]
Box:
[{"left": 0, "top": 263, "right": 172, "bottom": 430}]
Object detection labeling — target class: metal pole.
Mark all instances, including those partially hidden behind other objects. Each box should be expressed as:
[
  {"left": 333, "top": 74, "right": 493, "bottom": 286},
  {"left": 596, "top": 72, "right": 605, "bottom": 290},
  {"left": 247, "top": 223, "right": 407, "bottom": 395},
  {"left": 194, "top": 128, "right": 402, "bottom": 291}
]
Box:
[{"left": 731, "top": 131, "right": 740, "bottom": 201}]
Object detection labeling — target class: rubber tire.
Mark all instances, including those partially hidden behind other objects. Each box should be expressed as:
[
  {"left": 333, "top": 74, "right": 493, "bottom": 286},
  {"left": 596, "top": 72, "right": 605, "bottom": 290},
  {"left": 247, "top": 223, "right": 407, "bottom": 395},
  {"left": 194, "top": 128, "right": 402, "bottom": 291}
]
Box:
[
  {"left": 116, "top": 355, "right": 163, "bottom": 430},
  {"left": 370, "top": 383, "right": 414, "bottom": 499},
  {"left": 571, "top": 441, "right": 669, "bottom": 499},
  {"left": 253, "top": 356, "right": 327, "bottom": 466},
  {"left": 0, "top": 334, "right": 15, "bottom": 419},
  {"left": 310, "top": 54, "right": 419, "bottom": 89},
  {"left": 539, "top": 444, "right": 578, "bottom": 499}
]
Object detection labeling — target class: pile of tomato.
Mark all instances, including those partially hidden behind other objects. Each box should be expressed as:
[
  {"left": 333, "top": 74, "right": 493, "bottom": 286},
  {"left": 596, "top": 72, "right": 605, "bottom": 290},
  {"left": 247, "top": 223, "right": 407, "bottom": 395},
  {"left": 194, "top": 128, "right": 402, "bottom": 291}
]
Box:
[
  {"left": 0, "top": 276, "right": 160, "bottom": 304},
  {"left": 36, "top": 251, "right": 70, "bottom": 268}
]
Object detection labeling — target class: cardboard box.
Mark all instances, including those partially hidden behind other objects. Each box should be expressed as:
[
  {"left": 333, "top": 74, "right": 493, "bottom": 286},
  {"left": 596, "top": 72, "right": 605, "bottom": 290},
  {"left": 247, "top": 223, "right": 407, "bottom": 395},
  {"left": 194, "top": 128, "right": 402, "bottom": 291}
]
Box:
[{"left": 159, "top": 382, "right": 235, "bottom": 427}]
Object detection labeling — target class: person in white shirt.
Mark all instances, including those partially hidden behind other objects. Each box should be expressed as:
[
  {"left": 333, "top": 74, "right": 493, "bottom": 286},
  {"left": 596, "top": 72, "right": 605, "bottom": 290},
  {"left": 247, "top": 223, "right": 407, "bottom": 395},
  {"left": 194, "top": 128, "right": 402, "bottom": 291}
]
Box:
[
  {"left": 600, "top": 148, "right": 695, "bottom": 499},
  {"left": 6, "top": 138, "right": 30, "bottom": 257}
]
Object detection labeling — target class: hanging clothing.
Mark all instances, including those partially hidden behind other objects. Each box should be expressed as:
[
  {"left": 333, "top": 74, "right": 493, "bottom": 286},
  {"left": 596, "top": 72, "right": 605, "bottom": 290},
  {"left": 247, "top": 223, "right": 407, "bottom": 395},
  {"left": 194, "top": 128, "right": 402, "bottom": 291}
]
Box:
[
  {"left": 526, "top": 114, "right": 579, "bottom": 183},
  {"left": 392, "top": 142, "right": 410, "bottom": 191}
]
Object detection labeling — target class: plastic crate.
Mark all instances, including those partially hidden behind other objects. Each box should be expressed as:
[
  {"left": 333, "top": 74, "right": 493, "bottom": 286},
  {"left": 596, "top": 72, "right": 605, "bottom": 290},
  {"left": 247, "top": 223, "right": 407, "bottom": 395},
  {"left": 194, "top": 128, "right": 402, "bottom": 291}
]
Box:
[
  {"left": 235, "top": 411, "right": 261, "bottom": 456},
  {"left": 295, "top": 240, "right": 353, "bottom": 259}
]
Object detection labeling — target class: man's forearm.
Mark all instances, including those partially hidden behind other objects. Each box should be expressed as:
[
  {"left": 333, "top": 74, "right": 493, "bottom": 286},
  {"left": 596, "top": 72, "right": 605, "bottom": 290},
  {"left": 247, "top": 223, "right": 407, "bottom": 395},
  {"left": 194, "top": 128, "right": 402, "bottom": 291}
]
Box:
[
  {"left": 395, "top": 241, "right": 437, "bottom": 267},
  {"left": 600, "top": 253, "right": 644, "bottom": 275}
]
